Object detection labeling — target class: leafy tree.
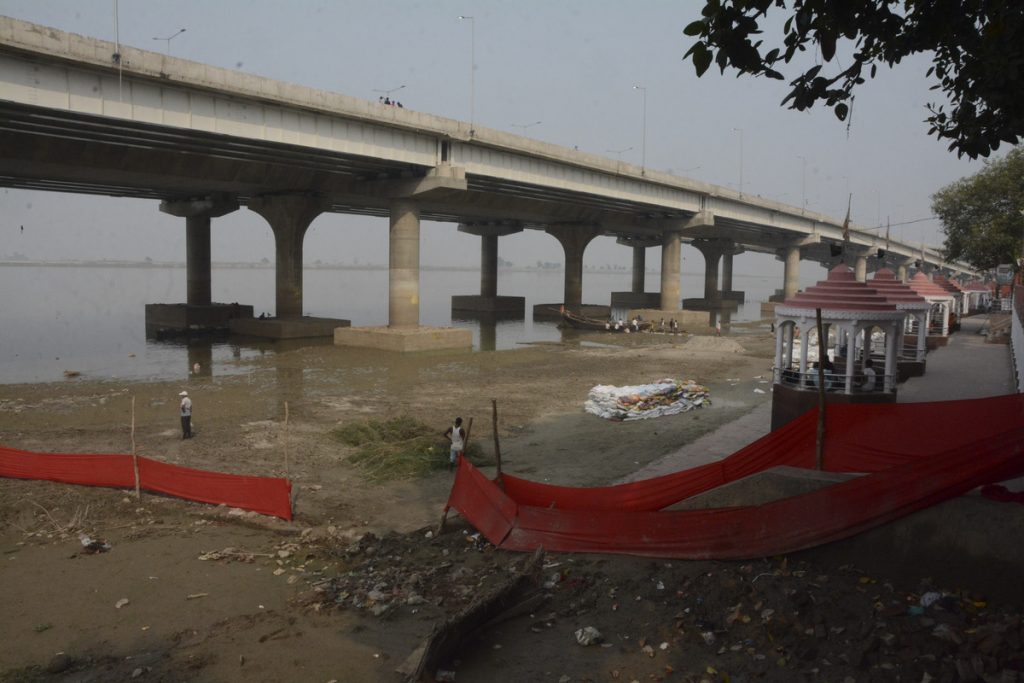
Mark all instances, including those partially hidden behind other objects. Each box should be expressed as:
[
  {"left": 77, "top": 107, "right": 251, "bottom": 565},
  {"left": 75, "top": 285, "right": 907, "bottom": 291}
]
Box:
[
  {"left": 683, "top": 0, "right": 1024, "bottom": 159},
  {"left": 932, "top": 147, "right": 1024, "bottom": 270}
]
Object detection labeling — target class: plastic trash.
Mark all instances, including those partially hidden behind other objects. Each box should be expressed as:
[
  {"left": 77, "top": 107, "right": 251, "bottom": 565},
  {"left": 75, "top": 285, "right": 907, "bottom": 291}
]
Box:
[{"left": 575, "top": 626, "right": 603, "bottom": 646}]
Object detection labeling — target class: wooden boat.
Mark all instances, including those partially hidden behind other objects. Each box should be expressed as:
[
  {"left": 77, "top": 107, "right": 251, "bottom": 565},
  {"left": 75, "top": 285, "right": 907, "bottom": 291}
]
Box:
[{"left": 561, "top": 310, "right": 652, "bottom": 332}]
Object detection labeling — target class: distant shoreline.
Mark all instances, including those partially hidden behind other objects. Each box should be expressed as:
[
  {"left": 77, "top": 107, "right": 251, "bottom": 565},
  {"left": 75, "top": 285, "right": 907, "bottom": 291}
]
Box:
[{"left": 0, "top": 260, "right": 653, "bottom": 274}]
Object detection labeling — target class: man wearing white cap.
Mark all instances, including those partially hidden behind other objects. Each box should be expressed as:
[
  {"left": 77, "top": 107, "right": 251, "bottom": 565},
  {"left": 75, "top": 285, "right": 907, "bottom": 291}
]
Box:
[{"left": 179, "top": 391, "right": 193, "bottom": 439}]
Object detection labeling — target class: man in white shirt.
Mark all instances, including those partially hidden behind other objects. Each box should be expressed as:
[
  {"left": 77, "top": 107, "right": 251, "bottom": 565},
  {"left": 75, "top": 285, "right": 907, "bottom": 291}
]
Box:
[
  {"left": 444, "top": 417, "right": 465, "bottom": 471},
  {"left": 861, "top": 359, "right": 877, "bottom": 391},
  {"left": 179, "top": 391, "right": 193, "bottom": 439}
]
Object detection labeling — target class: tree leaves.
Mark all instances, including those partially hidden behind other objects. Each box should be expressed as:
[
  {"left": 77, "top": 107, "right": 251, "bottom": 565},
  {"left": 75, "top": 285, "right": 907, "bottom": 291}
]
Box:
[{"left": 682, "top": 0, "right": 1024, "bottom": 159}]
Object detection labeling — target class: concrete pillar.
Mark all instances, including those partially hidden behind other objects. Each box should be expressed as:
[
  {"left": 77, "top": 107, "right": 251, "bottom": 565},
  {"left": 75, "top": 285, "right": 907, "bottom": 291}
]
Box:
[
  {"left": 389, "top": 199, "right": 421, "bottom": 327},
  {"left": 692, "top": 240, "right": 725, "bottom": 300},
  {"left": 159, "top": 194, "right": 239, "bottom": 306},
  {"left": 854, "top": 253, "right": 868, "bottom": 282},
  {"left": 722, "top": 251, "right": 734, "bottom": 294},
  {"left": 896, "top": 262, "right": 909, "bottom": 282},
  {"left": 185, "top": 216, "right": 212, "bottom": 305},
  {"left": 544, "top": 224, "right": 601, "bottom": 313},
  {"left": 660, "top": 231, "right": 681, "bottom": 310},
  {"left": 248, "top": 194, "right": 328, "bottom": 319},
  {"left": 783, "top": 245, "right": 801, "bottom": 300},
  {"left": 631, "top": 245, "right": 645, "bottom": 294},
  {"left": 481, "top": 232, "right": 498, "bottom": 298}
]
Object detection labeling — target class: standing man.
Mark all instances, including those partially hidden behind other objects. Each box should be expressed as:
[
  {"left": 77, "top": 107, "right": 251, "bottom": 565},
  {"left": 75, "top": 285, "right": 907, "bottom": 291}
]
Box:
[
  {"left": 179, "top": 390, "right": 193, "bottom": 439},
  {"left": 443, "top": 417, "right": 465, "bottom": 471}
]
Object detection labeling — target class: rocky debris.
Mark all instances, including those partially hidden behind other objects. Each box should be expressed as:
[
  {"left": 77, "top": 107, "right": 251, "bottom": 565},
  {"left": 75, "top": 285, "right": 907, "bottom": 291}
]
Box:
[{"left": 289, "top": 524, "right": 1024, "bottom": 682}]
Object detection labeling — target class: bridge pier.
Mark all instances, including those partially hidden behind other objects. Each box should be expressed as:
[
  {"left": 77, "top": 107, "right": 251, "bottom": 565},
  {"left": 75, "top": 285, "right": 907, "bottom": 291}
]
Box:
[
  {"left": 683, "top": 238, "right": 738, "bottom": 311},
  {"left": 145, "top": 194, "right": 254, "bottom": 337},
  {"left": 542, "top": 223, "right": 602, "bottom": 314},
  {"left": 610, "top": 236, "right": 661, "bottom": 312},
  {"left": 660, "top": 230, "right": 681, "bottom": 310},
  {"left": 336, "top": 200, "right": 471, "bottom": 351},
  {"left": 229, "top": 193, "right": 350, "bottom": 339},
  {"left": 451, "top": 223, "right": 525, "bottom": 317}
]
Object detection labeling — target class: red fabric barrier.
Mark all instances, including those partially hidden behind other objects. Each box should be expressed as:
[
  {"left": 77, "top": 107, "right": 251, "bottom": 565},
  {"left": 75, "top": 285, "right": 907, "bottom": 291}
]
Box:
[
  {"left": 447, "top": 394, "right": 1024, "bottom": 559},
  {"left": 0, "top": 446, "right": 292, "bottom": 521}
]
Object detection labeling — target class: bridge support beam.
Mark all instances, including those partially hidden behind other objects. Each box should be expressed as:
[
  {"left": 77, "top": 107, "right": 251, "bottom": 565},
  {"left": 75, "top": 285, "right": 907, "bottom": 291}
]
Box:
[
  {"left": 452, "top": 223, "right": 525, "bottom": 317},
  {"left": 545, "top": 224, "right": 601, "bottom": 314},
  {"left": 609, "top": 236, "right": 661, "bottom": 312},
  {"left": 389, "top": 199, "right": 421, "bottom": 327},
  {"left": 146, "top": 194, "right": 252, "bottom": 337},
  {"left": 230, "top": 194, "right": 350, "bottom": 339},
  {"left": 683, "top": 239, "right": 739, "bottom": 311},
  {"left": 895, "top": 258, "right": 914, "bottom": 283}
]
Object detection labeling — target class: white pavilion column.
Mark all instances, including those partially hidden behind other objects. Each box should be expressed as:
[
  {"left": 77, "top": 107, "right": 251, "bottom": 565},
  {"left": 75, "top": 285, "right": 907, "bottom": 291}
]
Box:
[
  {"left": 884, "top": 322, "right": 898, "bottom": 392},
  {"left": 798, "top": 319, "right": 811, "bottom": 384},
  {"left": 916, "top": 313, "right": 927, "bottom": 360},
  {"left": 774, "top": 322, "right": 785, "bottom": 382},
  {"left": 843, "top": 322, "right": 857, "bottom": 394}
]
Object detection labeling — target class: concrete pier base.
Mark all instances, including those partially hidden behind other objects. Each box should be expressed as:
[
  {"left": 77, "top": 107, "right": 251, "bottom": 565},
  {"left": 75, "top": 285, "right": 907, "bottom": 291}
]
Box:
[
  {"left": 720, "top": 290, "right": 745, "bottom": 302},
  {"left": 451, "top": 295, "right": 525, "bottom": 316},
  {"left": 897, "top": 359, "right": 926, "bottom": 381},
  {"left": 760, "top": 301, "right": 778, "bottom": 318},
  {"left": 682, "top": 297, "right": 740, "bottom": 312},
  {"left": 145, "top": 303, "right": 253, "bottom": 338},
  {"left": 334, "top": 326, "right": 472, "bottom": 352},
  {"left": 229, "top": 316, "right": 350, "bottom": 339},
  {"left": 610, "top": 292, "right": 661, "bottom": 310}
]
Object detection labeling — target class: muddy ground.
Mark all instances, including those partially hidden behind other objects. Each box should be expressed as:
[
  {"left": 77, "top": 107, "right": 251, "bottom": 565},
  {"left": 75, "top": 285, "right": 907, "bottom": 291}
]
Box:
[{"left": 1, "top": 326, "right": 1022, "bottom": 682}]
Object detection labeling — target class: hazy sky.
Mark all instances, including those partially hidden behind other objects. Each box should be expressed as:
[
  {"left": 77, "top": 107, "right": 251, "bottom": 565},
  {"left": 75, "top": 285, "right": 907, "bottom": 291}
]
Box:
[{"left": 0, "top": 0, "right": 997, "bottom": 276}]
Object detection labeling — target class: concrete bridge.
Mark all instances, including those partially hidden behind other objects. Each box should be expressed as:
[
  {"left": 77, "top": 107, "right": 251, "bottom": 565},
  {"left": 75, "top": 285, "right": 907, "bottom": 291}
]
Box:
[{"left": 0, "top": 16, "right": 974, "bottom": 347}]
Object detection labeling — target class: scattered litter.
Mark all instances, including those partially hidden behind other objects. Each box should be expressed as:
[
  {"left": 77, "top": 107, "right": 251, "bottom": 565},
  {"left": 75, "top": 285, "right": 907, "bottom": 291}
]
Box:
[
  {"left": 186, "top": 593, "right": 208, "bottom": 600},
  {"left": 78, "top": 534, "right": 111, "bottom": 554},
  {"left": 435, "top": 670, "right": 456, "bottom": 682},
  {"left": 575, "top": 626, "right": 603, "bottom": 646},
  {"left": 920, "top": 591, "right": 942, "bottom": 607},
  {"left": 585, "top": 379, "right": 710, "bottom": 421},
  {"left": 115, "top": 598, "right": 130, "bottom": 609},
  {"left": 753, "top": 388, "right": 766, "bottom": 394}
]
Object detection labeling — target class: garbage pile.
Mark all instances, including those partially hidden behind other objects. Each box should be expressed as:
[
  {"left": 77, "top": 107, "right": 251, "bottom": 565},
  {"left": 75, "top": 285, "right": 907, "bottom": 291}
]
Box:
[{"left": 584, "top": 378, "right": 710, "bottom": 421}]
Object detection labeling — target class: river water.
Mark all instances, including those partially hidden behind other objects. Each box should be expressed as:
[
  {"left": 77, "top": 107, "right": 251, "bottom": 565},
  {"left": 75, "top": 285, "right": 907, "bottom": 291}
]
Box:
[{"left": 0, "top": 264, "right": 783, "bottom": 385}]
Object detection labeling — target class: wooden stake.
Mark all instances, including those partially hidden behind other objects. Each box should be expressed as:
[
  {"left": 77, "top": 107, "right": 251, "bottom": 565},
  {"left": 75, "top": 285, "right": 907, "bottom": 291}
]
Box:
[
  {"left": 815, "top": 308, "right": 827, "bottom": 471},
  {"left": 131, "top": 395, "right": 140, "bottom": 500},
  {"left": 283, "top": 401, "right": 290, "bottom": 479},
  {"left": 491, "top": 399, "right": 503, "bottom": 481}
]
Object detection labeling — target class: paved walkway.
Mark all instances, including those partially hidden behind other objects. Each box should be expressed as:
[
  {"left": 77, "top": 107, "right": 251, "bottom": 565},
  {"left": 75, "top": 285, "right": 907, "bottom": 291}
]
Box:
[{"left": 623, "top": 314, "right": 1017, "bottom": 483}]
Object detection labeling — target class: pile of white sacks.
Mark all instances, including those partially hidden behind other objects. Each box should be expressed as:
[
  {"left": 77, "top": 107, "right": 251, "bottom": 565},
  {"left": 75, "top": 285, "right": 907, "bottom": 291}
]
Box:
[{"left": 584, "top": 378, "right": 711, "bottom": 421}]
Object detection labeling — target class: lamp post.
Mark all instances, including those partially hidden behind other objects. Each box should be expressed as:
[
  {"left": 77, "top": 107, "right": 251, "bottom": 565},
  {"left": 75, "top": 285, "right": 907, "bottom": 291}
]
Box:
[
  {"left": 633, "top": 85, "right": 647, "bottom": 172},
  {"left": 458, "top": 15, "right": 475, "bottom": 135},
  {"left": 373, "top": 84, "right": 406, "bottom": 102},
  {"left": 511, "top": 120, "right": 541, "bottom": 133},
  {"left": 797, "top": 155, "right": 807, "bottom": 210},
  {"left": 732, "top": 127, "right": 744, "bottom": 196},
  {"left": 152, "top": 28, "right": 186, "bottom": 55}
]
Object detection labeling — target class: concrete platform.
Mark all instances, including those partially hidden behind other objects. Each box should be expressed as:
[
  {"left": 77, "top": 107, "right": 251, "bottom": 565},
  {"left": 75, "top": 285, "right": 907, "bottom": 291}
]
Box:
[
  {"left": 229, "top": 316, "right": 350, "bottom": 339},
  {"left": 451, "top": 295, "right": 525, "bottom": 316},
  {"left": 682, "top": 297, "right": 740, "bottom": 311},
  {"left": 334, "top": 325, "right": 472, "bottom": 352},
  {"left": 720, "top": 289, "right": 745, "bottom": 303},
  {"left": 145, "top": 302, "right": 253, "bottom": 337}
]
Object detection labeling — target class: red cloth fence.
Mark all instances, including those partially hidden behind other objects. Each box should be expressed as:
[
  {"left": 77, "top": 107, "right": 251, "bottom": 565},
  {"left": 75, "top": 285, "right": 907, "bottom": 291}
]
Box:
[
  {"left": 0, "top": 445, "right": 292, "bottom": 520},
  {"left": 446, "top": 394, "right": 1024, "bottom": 559}
]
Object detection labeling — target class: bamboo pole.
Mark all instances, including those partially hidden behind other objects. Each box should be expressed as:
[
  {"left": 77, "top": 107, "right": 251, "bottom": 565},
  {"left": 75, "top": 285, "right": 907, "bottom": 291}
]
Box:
[
  {"left": 815, "top": 308, "right": 827, "bottom": 470},
  {"left": 131, "top": 395, "right": 140, "bottom": 500},
  {"left": 283, "top": 401, "right": 290, "bottom": 479},
  {"left": 491, "top": 399, "right": 503, "bottom": 481}
]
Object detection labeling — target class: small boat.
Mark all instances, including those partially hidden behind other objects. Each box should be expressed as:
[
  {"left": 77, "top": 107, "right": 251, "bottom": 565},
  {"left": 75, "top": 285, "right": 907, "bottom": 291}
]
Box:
[{"left": 561, "top": 310, "right": 652, "bottom": 333}]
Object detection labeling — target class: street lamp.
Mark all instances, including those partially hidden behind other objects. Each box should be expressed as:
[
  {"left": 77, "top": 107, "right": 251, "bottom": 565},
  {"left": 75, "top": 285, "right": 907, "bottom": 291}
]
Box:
[
  {"left": 606, "top": 146, "right": 633, "bottom": 160},
  {"left": 511, "top": 120, "right": 541, "bottom": 133},
  {"left": 152, "top": 28, "right": 186, "bottom": 55},
  {"left": 796, "top": 155, "right": 807, "bottom": 210},
  {"left": 732, "top": 127, "right": 744, "bottom": 196},
  {"left": 373, "top": 84, "right": 406, "bottom": 102},
  {"left": 458, "top": 15, "right": 475, "bottom": 135},
  {"left": 633, "top": 85, "right": 647, "bottom": 171}
]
